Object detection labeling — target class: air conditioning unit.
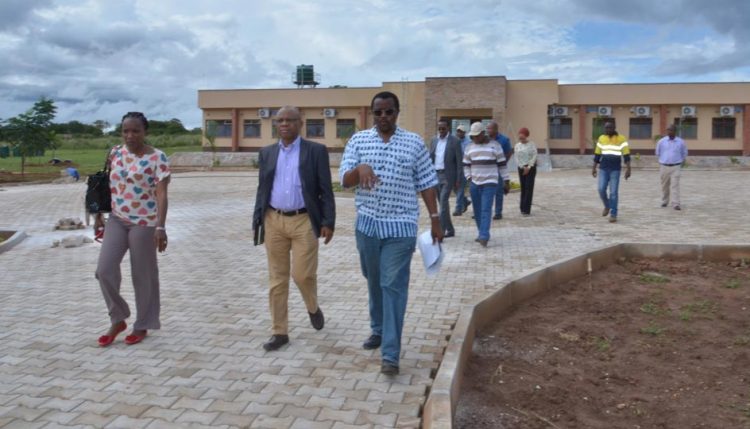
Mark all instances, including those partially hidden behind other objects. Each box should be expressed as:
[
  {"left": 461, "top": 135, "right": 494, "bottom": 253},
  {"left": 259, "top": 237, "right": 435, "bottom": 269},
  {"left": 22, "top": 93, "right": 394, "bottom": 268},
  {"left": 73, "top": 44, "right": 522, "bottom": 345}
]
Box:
[
  {"left": 719, "top": 105, "right": 735, "bottom": 117},
  {"left": 548, "top": 106, "right": 568, "bottom": 117},
  {"left": 633, "top": 106, "right": 651, "bottom": 117},
  {"left": 597, "top": 106, "right": 612, "bottom": 117},
  {"left": 323, "top": 108, "right": 337, "bottom": 118},
  {"left": 681, "top": 105, "right": 696, "bottom": 117},
  {"left": 258, "top": 108, "right": 270, "bottom": 118}
]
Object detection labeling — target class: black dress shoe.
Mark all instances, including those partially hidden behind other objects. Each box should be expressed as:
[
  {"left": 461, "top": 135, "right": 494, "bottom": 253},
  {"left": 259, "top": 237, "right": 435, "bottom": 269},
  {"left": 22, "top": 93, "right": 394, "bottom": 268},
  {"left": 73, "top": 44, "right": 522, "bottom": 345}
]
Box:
[
  {"left": 262, "top": 335, "right": 289, "bottom": 351},
  {"left": 381, "top": 360, "right": 399, "bottom": 375},
  {"left": 452, "top": 211, "right": 461, "bottom": 216},
  {"left": 493, "top": 214, "right": 502, "bottom": 220},
  {"left": 309, "top": 307, "right": 324, "bottom": 330},
  {"left": 463, "top": 201, "right": 471, "bottom": 213},
  {"left": 363, "top": 334, "right": 382, "bottom": 350},
  {"left": 444, "top": 231, "right": 455, "bottom": 238}
]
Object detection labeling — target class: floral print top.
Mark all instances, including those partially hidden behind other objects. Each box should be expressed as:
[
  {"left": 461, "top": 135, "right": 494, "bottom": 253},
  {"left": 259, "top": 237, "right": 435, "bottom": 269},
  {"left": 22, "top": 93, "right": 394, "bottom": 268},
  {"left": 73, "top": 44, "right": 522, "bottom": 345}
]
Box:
[{"left": 108, "top": 145, "right": 171, "bottom": 226}]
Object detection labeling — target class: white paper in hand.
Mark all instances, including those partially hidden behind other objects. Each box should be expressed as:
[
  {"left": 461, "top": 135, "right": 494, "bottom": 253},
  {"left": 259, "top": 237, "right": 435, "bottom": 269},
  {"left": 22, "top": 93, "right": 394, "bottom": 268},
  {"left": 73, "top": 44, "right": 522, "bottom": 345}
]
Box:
[{"left": 418, "top": 230, "right": 443, "bottom": 276}]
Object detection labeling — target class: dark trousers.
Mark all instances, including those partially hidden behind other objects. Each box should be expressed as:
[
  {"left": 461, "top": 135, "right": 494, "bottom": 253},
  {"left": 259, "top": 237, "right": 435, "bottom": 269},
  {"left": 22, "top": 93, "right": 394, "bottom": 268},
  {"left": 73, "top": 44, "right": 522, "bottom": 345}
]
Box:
[{"left": 518, "top": 166, "right": 536, "bottom": 214}]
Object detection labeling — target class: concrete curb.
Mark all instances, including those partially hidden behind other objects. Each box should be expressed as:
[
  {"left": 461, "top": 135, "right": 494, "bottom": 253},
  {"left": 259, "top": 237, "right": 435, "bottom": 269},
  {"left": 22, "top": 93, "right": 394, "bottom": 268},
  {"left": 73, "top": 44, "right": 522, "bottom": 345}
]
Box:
[
  {"left": 0, "top": 230, "right": 27, "bottom": 255},
  {"left": 422, "top": 242, "right": 750, "bottom": 428}
]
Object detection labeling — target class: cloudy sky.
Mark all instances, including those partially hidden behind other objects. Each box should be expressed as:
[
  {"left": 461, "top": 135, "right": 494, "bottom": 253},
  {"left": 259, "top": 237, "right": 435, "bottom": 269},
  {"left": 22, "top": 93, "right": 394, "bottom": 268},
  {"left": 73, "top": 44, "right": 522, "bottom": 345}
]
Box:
[{"left": 2, "top": 0, "right": 749, "bottom": 129}]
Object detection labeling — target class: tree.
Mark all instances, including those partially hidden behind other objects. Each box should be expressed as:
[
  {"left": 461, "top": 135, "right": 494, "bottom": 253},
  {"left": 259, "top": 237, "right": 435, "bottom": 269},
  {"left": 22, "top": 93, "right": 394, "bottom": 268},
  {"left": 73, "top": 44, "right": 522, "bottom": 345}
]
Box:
[
  {"left": 93, "top": 119, "right": 110, "bottom": 134},
  {"left": 2, "top": 97, "right": 57, "bottom": 175}
]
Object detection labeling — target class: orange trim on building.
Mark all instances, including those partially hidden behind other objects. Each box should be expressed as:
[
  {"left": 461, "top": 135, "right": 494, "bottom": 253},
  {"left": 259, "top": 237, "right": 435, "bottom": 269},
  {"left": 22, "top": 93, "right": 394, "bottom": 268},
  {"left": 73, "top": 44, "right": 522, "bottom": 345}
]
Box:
[
  {"left": 744, "top": 105, "right": 750, "bottom": 156},
  {"left": 659, "top": 104, "right": 668, "bottom": 135},
  {"left": 231, "top": 109, "right": 239, "bottom": 152},
  {"left": 578, "top": 105, "right": 587, "bottom": 154}
]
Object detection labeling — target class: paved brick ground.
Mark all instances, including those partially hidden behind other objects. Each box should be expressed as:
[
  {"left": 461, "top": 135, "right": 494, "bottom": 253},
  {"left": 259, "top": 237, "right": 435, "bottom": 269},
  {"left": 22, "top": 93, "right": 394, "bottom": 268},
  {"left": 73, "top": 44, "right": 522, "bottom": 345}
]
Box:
[{"left": 1, "top": 168, "right": 748, "bottom": 428}]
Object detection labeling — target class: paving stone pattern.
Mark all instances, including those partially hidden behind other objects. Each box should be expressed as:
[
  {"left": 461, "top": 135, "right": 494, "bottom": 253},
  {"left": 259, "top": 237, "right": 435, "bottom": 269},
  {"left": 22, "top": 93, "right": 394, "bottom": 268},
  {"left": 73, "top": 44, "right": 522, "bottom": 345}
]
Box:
[{"left": 0, "top": 169, "right": 748, "bottom": 428}]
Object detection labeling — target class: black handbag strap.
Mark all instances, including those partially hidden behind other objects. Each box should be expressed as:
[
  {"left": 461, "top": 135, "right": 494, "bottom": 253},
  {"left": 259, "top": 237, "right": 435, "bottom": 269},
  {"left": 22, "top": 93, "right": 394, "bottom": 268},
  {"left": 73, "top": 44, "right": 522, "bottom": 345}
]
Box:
[{"left": 103, "top": 145, "right": 120, "bottom": 173}]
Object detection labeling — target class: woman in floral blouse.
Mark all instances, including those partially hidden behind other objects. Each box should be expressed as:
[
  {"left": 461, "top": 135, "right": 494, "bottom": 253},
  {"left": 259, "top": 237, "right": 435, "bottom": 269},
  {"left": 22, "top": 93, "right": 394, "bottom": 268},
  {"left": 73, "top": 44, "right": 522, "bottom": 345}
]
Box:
[
  {"left": 514, "top": 127, "right": 537, "bottom": 216},
  {"left": 95, "top": 112, "right": 170, "bottom": 347}
]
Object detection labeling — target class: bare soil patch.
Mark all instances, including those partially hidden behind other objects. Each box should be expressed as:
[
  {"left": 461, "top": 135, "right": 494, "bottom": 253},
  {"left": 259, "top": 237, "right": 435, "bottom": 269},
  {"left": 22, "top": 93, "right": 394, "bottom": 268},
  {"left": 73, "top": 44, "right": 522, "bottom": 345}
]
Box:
[{"left": 456, "top": 258, "right": 750, "bottom": 429}]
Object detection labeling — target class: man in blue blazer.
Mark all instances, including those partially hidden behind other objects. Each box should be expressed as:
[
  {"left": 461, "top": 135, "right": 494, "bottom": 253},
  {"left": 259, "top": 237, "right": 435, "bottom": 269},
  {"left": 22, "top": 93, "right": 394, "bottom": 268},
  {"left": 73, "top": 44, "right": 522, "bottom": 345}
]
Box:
[
  {"left": 429, "top": 120, "right": 463, "bottom": 237},
  {"left": 252, "top": 106, "right": 336, "bottom": 351}
]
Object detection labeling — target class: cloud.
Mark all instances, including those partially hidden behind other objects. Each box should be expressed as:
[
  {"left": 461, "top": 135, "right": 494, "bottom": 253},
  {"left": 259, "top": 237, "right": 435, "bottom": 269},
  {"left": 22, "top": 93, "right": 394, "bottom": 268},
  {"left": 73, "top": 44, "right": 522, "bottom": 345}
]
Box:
[{"left": 0, "top": 0, "right": 749, "bottom": 129}]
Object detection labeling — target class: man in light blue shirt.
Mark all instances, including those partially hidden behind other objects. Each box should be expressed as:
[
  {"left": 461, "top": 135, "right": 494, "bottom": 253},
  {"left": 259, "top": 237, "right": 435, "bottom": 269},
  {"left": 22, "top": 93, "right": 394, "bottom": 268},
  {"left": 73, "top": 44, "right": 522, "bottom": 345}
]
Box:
[
  {"left": 487, "top": 121, "right": 512, "bottom": 219},
  {"left": 340, "top": 91, "right": 441, "bottom": 376},
  {"left": 655, "top": 124, "right": 688, "bottom": 210}
]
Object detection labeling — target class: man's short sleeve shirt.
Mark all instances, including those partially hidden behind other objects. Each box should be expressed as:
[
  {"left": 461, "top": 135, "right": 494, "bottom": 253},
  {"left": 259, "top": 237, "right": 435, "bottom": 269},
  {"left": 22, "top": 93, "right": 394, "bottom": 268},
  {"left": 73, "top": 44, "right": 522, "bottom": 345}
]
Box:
[{"left": 339, "top": 127, "right": 438, "bottom": 238}]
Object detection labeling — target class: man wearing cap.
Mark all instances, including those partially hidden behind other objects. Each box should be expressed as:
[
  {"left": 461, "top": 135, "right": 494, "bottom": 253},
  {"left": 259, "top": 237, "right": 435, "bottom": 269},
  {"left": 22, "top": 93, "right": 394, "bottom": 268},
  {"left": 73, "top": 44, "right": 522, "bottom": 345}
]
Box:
[
  {"left": 655, "top": 124, "right": 688, "bottom": 210},
  {"left": 253, "top": 106, "right": 336, "bottom": 351},
  {"left": 429, "top": 120, "right": 463, "bottom": 237},
  {"left": 453, "top": 125, "right": 472, "bottom": 216},
  {"left": 462, "top": 122, "right": 509, "bottom": 247}
]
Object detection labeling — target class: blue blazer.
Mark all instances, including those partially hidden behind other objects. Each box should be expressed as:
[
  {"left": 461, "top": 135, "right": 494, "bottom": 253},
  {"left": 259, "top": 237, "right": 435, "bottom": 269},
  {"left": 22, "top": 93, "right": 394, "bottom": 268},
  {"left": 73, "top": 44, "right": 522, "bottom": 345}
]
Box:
[{"left": 253, "top": 138, "right": 335, "bottom": 237}]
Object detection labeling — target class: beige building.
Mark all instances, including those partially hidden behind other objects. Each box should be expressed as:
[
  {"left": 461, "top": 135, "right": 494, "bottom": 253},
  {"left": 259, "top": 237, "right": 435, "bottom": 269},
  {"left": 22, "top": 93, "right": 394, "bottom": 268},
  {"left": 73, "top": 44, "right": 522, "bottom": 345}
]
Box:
[{"left": 198, "top": 77, "right": 750, "bottom": 156}]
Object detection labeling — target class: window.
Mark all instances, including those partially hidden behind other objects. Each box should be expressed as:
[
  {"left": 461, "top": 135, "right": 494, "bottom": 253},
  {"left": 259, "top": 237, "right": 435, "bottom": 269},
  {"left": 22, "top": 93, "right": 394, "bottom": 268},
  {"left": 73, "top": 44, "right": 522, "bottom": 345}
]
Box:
[
  {"left": 306, "top": 119, "right": 325, "bottom": 138},
  {"left": 205, "top": 120, "right": 232, "bottom": 138},
  {"left": 336, "top": 119, "right": 356, "bottom": 139},
  {"left": 673, "top": 117, "right": 697, "bottom": 139},
  {"left": 712, "top": 117, "right": 736, "bottom": 139},
  {"left": 271, "top": 120, "right": 279, "bottom": 139},
  {"left": 243, "top": 120, "right": 261, "bottom": 138},
  {"left": 548, "top": 117, "right": 572, "bottom": 139},
  {"left": 629, "top": 118, "right": 652, "bottom": 140}
]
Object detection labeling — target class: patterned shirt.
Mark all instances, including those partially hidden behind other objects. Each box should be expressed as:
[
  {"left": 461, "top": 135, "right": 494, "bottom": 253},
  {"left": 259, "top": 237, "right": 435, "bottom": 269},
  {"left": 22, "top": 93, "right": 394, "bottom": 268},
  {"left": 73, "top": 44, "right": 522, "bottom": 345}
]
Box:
[
  {"left": 109, "top": 145, "right": 171, "bottom": 226},
  {"left": 340, "top": 127, "right": 438, "bottom": 238},
  {"left": 463, "top": 141, "right": 509, "bottom": 185}
]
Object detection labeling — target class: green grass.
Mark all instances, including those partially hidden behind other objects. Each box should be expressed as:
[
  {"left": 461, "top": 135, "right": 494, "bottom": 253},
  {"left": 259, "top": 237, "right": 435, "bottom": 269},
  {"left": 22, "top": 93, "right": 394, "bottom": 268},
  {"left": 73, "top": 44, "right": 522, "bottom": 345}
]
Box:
[
  {"left": 640, "top": 322, "right": 665, "bottom": 336},
  {"left": 639, "top": 272, "right": 670, "bottom": 284},
  {"left": 594, "top": 336, "right": 611, "bottom": 352},
  {"left": 640, "top": 301, "right": 666, "bottom": 316},
  {"left": 1, "top": 137, "right": 203, "bottom": 182},
  {"left": 725, "top": 279, "right": 741, "bottom": 289}
]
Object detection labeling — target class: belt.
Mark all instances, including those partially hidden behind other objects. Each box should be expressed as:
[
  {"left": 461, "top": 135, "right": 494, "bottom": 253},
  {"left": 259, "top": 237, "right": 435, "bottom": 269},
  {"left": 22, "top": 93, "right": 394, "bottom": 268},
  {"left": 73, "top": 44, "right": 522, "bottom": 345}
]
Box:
[
  {"left": 661, "top": 163, "right": 681, "bottom": 167},
  {"left": 269, "top": 206, "right": 307, "bottom": 216}
]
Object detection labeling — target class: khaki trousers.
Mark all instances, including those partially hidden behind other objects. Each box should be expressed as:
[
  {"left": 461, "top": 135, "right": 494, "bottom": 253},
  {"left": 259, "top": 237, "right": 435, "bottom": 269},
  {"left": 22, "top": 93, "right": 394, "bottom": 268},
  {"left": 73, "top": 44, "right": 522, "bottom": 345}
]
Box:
[
  {"left": 660, "top": 164, "right": 682, "bottom": 207},
  {"left": 264, "top": 210, "right": 319, "bottom": 335}
]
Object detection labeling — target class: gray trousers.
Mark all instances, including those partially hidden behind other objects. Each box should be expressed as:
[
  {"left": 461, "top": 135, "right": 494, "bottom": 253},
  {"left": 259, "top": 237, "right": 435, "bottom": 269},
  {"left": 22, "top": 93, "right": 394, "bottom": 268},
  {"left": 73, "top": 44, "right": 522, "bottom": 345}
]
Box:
[
  {"left": 95, "top": 215, "right": 161, "bottom": 330},
  {"left": 436, "top": 170, "right": 454, "bottom": 235}
]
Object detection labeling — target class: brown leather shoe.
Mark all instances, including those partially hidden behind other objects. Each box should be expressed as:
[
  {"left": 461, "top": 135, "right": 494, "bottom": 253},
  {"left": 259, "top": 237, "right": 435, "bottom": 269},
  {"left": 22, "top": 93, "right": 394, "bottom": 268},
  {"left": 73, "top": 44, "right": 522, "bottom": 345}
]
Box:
[
  {"left": 608, "top": 216, "right": 617, "bottom": 223},
  {"left": 381, "top": 361, "right": 399, "bottom": 376},
  {"left": 602, "top": 207, "right": 610, "bottom": 217},
  {"left": 262, "top": 335, "right": 289, "bottom": 351},
  {"left": 309, "top": 308, "right": 324, "bottom": 330},
  {"left": 674, "top": 205, "right": 681, "bottom": 211}
]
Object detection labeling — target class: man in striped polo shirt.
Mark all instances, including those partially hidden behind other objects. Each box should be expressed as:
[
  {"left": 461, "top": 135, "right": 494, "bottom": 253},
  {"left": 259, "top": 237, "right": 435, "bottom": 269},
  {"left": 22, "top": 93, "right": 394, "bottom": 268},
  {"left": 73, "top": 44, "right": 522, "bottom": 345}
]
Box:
[
  {"left": 463, "top": 122, "right": 510, "bottom": 247},
  {"left": 340, "top": 91, "right": 441, "bottom": 376},
  {"left": 592, "top": 121, "right": 631, "bottom": 223}
]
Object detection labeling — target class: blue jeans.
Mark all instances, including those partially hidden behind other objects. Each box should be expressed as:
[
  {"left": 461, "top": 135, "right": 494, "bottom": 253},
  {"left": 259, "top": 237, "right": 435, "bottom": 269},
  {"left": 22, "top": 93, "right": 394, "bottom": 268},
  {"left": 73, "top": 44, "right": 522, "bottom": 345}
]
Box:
[
  {"left": 470, "top": 182, "right": 497, "bottom": 241},
  {"left": 494, "top": 180, "right": 505, "bottom": 216},
  {"left": 355, "top": 231, "right": 417, "bottom": 365},
  {"left": 454, "top": 175, "right": 469, "bottom": 213},
  {"left": 598, "top": 168, "right": 621, "bottom": 217}
]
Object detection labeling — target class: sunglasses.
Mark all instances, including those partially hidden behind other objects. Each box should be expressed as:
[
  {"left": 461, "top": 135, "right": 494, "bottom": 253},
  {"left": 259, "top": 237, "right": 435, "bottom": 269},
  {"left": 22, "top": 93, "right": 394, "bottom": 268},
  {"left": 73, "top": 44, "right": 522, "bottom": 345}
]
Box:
[{"left": 372, "top": 109, "right": 397, "bottom": 117}]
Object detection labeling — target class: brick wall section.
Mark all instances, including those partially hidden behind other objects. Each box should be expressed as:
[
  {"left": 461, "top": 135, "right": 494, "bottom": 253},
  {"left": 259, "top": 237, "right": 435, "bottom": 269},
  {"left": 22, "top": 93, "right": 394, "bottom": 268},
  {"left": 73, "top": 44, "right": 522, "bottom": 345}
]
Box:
[
  {"left": 424, "top": 77, "right": 506, "bottom": 139},
  {"left": 744, "top": 104, "right": 750, "bottom": 156},
  {"left": 579, "top": 105, "right": 587, "bottom": 154}
]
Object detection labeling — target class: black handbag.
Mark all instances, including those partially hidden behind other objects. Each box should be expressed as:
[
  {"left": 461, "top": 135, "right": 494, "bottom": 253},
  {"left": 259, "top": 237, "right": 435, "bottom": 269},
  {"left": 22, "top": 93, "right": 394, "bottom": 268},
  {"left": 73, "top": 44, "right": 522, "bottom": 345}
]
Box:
[{"left": 85, "top": 148, "right": 115, "bottom": 213}]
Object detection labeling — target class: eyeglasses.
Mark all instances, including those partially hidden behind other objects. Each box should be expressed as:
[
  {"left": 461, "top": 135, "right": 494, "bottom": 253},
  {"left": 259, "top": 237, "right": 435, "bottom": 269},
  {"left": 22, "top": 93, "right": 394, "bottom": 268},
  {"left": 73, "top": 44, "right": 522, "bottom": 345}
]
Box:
[{"left": 372, "top": 109, "right": 396, "bottom": 117}]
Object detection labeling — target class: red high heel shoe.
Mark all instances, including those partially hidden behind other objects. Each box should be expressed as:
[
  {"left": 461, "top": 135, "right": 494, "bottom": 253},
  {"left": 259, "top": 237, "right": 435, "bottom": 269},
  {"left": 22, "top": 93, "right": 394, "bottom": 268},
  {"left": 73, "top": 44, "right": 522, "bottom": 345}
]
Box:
[
  {"left": 124, "top": 331, "right": 147, "bottom": 345},
  {"left": 98, "top": 322, "right": 127, "bottom": 347}
]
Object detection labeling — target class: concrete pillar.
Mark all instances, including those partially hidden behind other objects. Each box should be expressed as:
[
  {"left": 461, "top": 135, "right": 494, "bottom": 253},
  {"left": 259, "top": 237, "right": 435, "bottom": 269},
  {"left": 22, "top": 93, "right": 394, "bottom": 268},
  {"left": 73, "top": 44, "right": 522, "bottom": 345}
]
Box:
[
  {"left": 231, "top": 108, "right": 239, "bottom": 152},
  {"left": 578, "top": 105, "right": 587, "bottom": 154}
]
